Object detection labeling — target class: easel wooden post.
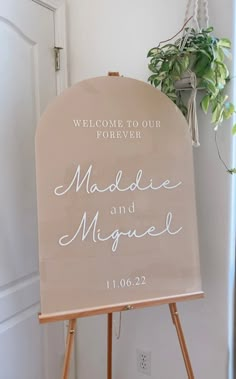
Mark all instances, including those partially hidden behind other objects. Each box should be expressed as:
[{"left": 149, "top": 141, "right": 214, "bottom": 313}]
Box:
[
  {"left": 61, "top": 319, "right": 77, "bottom": 379},
  {"left": 169, "top": 303, "right": 194, "bottom": 379},
  {"left": 107, "top": 313, "right": 113, "bottom": 379}
]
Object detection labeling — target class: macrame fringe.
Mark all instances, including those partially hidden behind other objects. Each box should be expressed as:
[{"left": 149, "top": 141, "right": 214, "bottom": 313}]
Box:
[
  {"left": 175, "top": 71, "right": 200, "bottom": 146},
  {"left": 178, "top": 0, "right": 210, "bottom": 146},
  {"left": 187, "top": 87, "right": 200, "bottom": 147}
]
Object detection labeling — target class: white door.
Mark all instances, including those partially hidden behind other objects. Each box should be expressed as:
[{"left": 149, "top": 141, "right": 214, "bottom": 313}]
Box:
[{"left": 0, "top": 1, "right": 65, "bottom": 378}]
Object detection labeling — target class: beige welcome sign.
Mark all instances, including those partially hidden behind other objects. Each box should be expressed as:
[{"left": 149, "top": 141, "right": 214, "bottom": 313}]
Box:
[{"left": 36, "top": 76, "right": 203, "bottom": 318}]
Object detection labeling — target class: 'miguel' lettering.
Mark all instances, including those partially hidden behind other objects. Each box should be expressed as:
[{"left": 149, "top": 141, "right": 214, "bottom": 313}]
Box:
[{"left": 59, "top": 211, "right": 183, "bottom": 253}]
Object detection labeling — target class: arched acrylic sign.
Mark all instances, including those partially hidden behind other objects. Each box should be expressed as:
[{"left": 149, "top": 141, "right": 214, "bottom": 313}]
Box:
[{"left": 36, "top": 76, "right": 202, "bottom": 317}]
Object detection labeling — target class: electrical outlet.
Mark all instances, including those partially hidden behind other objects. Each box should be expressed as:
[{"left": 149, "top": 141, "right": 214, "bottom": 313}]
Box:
[{"left": 137, "top": 349, "right": 151, "bottom": 375}]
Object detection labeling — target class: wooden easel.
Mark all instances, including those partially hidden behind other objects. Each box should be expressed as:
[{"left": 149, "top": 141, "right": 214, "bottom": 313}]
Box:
[
  {"left": 38, "top": 72, "right": 204, "bottom": 379},
  {"left": 39, "top": 293, "right": 204, "bottom": 379},
  {"left": 63, "top": 304, "right": 194, "bottom": 379},
  {"left": 58, "top": 302, "right": 196, "bottom": 379}
]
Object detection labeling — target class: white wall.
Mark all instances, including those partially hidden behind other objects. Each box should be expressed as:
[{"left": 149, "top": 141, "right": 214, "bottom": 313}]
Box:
[{"left": 66, "top": 1, "right": 235, "bottom": 378}]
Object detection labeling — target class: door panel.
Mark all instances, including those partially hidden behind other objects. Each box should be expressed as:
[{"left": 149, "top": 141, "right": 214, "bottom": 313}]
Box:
[
  {"left": 0, "top": 307, "right": 43, "bottom": 379},
  {"left": 0, "top": 17, "right": 39, "bottom": 286},
  {"left": 0, "top": 1, "right": 62, "bottom": 378}
]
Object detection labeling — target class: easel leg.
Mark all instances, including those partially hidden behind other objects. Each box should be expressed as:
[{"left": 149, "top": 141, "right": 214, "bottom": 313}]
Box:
[
  {"left": 107, "top": 313, "right": 113, "bottom": 379},
  {"left": 61, "top": 319, "right": 76, "bottom": 379},
  {"left": 169, "top": 303, "right": 194, "bottom": 379}
]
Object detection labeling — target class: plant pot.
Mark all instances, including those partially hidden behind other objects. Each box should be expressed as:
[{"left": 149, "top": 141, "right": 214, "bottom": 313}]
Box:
[{"left": 174, "top": 71, "right": 197, "bottom": 91}]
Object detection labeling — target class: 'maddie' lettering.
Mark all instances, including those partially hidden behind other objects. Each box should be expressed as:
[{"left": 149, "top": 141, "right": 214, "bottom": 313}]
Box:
[{"left": 54, "top": 165, "right": 182, "bottom": 196}]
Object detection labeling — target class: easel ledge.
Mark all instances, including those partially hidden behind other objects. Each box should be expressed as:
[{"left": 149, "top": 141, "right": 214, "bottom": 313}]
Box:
[
  {"left": 39, "top": 292, "right": 204, "bottom": 379},
  {"left": 38, "top": 291, "right": 204, "bottom": 323}
]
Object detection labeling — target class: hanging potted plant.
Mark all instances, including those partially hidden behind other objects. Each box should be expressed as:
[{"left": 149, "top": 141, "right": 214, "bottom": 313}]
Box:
[{"left": 147, "top": 1, "right": 236, "bottom": 174}]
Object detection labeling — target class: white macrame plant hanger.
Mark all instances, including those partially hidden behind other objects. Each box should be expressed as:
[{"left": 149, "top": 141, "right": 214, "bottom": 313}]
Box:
[{"left": 175, "top": 0, "right": 210, "bottom": 146}]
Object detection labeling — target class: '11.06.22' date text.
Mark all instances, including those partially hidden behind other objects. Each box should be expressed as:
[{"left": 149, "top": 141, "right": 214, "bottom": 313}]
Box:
[{"left": 106, "top": 276, "right": 146, "bottom": 289}]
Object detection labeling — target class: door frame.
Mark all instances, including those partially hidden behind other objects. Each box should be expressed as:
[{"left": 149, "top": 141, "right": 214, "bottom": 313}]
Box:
[
  {"left": 32, "top": 1, "right": 75, "bottom": 378},
  {"left": 32, "top": 0, "right": 68, "bottom": 94}
]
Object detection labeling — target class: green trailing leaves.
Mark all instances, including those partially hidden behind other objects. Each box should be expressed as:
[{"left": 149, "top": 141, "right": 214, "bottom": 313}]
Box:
[
  {"left": 147, "top": 48, "right": 159, "bottom": 58},
  {"left": 194, "top": 55, "right": 211, "bottom": 76},
  {"left": 224, "top": 102, "right": 235, "bottom": 119},
  {"left": 202, "top": 69, "right": 216, "bottom": 86},
  {"left": 232, "top": 124, "right": 236, "bottom": 135},
  {"left": 204, "top": 26, "right": 214, "bottom": 33},
  {"left": 180, "top": 54, "right": 190, "bottom": 72},
  {"left": 211, "top": 103, "right": 224, "bottom": 124},
  {"left": 200, "top": 95, "right": 210, "bottom": 114},
  {"left": 147, "top": 25, "right": 235, "bottom": 135},
  {"left": 172, "top": 60, "right": 182, "bottom": 79},
  {"left": 228, "top": 168, "right": 236, "bottom": 174},
  {"left": 147, "top": 26, "right": 236, "bottom": 173},
  {"left": 218, "top": 38, "right": 231, "bottom": 48}
]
